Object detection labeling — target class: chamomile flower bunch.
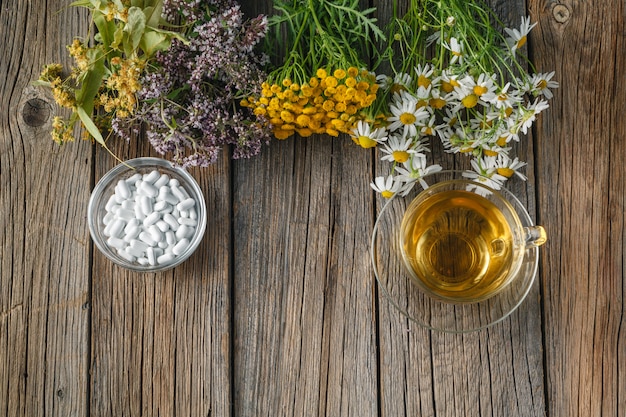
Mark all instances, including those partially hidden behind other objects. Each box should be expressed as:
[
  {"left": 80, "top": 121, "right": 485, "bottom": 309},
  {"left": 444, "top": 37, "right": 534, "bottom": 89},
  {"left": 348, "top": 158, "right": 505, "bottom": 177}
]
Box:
[
  {"left": 244, "top": 0, "right": 386, "bottom": 139},
  {"left": 363, "top": 0, "right": 558, "bottom": 198}
]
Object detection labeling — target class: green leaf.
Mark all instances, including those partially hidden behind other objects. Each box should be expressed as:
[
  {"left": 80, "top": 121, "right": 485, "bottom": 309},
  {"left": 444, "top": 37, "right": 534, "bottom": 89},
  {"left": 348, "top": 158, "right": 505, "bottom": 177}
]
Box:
[
  {"left": 139, "top": 30, "right": 171, "bottom": 56},
  {"left": 93, "top": 10, "right": 117, "bottom": 50},
  {"left": 76, "top": 106, "right": 105, "bottom": 146},
  {"left": 125, "top": 6, "right": 146, "bottom": 52},
  {"left": 75, "top": 48, "right": 106, "bottom": 115}
]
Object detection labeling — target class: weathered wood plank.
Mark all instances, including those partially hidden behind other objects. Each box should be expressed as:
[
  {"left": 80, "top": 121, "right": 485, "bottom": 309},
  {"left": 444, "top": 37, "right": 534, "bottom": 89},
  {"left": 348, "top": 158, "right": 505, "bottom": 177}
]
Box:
[
  {"left": 373, "top": 1, "right": 547, "bottom": 416},
  {"left": 0, "top": 1, "right": 91, "bottom": 416},
  {"left": 89, "top": 136, "right": 233, "bottom": 416},
  {"left": 530, "top": 0, "right": 626, "bottom": 415}
]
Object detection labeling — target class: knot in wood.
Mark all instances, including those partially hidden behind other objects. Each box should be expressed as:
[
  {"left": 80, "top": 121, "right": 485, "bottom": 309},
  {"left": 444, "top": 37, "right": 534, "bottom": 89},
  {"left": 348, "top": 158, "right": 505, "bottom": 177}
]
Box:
[
  {"left": 22, "top": 98, "right": 51, "bottom": 127},
  {"left": 552, "top": 4, "right": 571, "bottom": 24}
]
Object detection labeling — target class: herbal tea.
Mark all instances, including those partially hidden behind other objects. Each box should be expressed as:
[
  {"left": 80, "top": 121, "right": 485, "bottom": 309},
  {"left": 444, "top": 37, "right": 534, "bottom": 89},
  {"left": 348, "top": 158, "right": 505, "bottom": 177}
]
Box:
[{"left": 400, "top": 189, "right": 518, "bottom": 302}]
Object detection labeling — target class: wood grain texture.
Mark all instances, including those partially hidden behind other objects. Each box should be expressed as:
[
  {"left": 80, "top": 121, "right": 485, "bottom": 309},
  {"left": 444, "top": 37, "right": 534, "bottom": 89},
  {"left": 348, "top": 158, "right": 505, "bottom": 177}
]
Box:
[
  {"left": 0, "top": 1, "right": 91, "bottom": 416},
  {"left": 530, "top": 0, "right": 626, "bottom": 416}
]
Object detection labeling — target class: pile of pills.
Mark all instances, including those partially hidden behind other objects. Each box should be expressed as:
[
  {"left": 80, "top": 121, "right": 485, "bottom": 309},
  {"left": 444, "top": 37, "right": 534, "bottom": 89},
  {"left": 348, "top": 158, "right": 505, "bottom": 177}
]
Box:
[{"left": 101, "top": 169, "right": 199, "bottom": 266}]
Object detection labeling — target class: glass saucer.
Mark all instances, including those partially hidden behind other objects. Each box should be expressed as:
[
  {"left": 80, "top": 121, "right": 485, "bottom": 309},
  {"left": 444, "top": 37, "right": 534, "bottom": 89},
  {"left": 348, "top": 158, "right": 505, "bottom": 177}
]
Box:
[{"left": 370, "top": 171, "right": 540, "bottom": 333}]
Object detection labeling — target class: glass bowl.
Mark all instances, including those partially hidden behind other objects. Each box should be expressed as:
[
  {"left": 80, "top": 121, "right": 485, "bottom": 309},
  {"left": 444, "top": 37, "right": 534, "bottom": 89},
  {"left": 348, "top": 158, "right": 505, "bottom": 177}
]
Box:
[{"left": 88, "top": 157, "right": 207, "bottom": 272}]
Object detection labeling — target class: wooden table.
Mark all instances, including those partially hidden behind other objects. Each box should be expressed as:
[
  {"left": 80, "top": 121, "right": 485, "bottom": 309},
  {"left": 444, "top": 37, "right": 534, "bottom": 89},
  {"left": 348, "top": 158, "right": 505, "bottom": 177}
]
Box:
[{"left": 1, "top": 0, "right": 624, "bottom": 416}]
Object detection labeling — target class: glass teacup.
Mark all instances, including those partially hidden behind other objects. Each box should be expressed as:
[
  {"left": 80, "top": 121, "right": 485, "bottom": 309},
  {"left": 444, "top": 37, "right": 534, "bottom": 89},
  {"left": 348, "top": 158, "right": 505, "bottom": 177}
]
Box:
[{"left": 399, "top": 178, "right": 546, "bottom": 303}]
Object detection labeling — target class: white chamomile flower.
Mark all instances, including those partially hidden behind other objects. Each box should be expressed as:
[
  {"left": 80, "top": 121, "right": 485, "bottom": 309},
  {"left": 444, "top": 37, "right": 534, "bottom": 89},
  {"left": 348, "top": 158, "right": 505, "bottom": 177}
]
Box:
[
  {"left": 442, "top": 36, "right": 464, "bottom": 65},
  {"left": 395, "top": 154, "right": 443, "bottom": 191},
  {"left": 514, "top": 98, "right": 550, "bottom": 134},
  {"left": 530, "top": 71, "right": 559, "bottom": 99},
  {"left": 482, "top": 82, "right": 522, "bottom": 110},
  {"left": 494, "top": 154, "right": 527, "bottom": 180},
  {"left": 470, "top": 73, "right": 497, "bottom": 98},
  {"left": 380, "top": 134, "right": 420, "bottom": 164},
  {"left": 370, "top": 175, "right": 403, "bottom": 199},
  {"left": 463, "top": 158, "right": 507, "bottom": 194},
  {"left": 350, "top": 120, "right": 387, "bottom": 149},
  {"left": 387, "top": 92, "right": 429, "bottom": 137},
  {"left": 505, "top": 16, "right": 537, "bottom": 53},
  {"left": 414, "top": 64, "right": 435, "bottom": 89},
  {"left": 390, "top": 72, "right": 413, "bottom": 93}
]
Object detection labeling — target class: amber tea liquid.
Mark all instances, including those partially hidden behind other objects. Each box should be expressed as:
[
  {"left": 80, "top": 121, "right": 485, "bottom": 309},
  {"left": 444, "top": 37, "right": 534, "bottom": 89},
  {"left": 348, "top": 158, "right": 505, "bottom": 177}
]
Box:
[{"left": 401, "top": 189, "right": 518, "bottom": 302}]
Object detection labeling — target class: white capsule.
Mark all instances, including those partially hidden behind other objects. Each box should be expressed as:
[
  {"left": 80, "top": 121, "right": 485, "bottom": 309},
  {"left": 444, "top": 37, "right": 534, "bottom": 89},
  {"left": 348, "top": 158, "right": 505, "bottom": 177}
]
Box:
[
  {"left": 169, "top": 178, "right": 179, "bottom": 187},
  {"left": 136, "top": 257, "right": 150, "bottom": 266},
  {"left": 179, "top": 210, "right": 189, "bottom": 218},
  {"left": 189, "top": 208, "right": 197, "bottom": 220},
  {"left": 154, "top": 174, "right": 170, "bottom": 188},
  {"left": 124, "top": 218, "right": 140, "bottom": 233},
  {"left": 177, "top": 198, "right": 196, "bottom": 211},
  {"left": 143, "top": 211, "right": 160, "bottom": 227},
  {"left": 139, "top": 231, "right": 157, "bottom": 247},
  {"left": 146, "top": 247, "right": 156, "bottom": 266},
  {"left": 143, "top": 170, "right": 161, "bottom": 184},
  {"left": 158, "top": 241, "right": 168, "bottom": 249},
  {"left": 154, "top": 200, "right": 170, "bottom": 212},
  {"left": 140, "top": 182, "right": 159, "bottom": 198},
  {"left": 163, "top": 213, "right": 180, "bottom": 231},
  {"left": 157, "top": 253, "right": 176, "bottom": 265},
  {"left": 172, "top": 238, "right": 190, "bottom": 256},
  {"left": 139, "top": 195, "right": 153, "bottom": 216},
  {"left": 170, "top": 185, "right": 186, "bottom": 201},
  {"left": 121, "top": 199, "right": 135, "bottom": 210},
  {"left": 175, "top": 225, "right": 191, "bottom": 240},
  {"left": 126, "top": 173, "right": 142, "bottom": 184},
  {"left": 156, "top": 220, "right": 170, "bottom": 233},
  {"left": 134, "top": 203, "right": 146, "bottom": 221},
  {"left": 108, "top": 219, "right": 126, "bottom": 238},
  {"left": 178, "top": 217, "right": 197, "bottom": 227},
  {"left": 107, "top": 236, "right": 126, "bottom": 250},
  {"left": 126, "top": 245, "right": 146, "bottom": 258},
  {"left": 103, "top": 212, "right": 115, "bottom": 226},
  {"left": 116, "top": 208, "right": 136, "bottom": 221},
  {"left": 148, "top": 225, "right": 164, "bottom": 242},
  {"left": 117, "top": 248, "right": 136, "bottom": 263},
  {"left": 116, "top": 179, "right": 132, "bottom": 199},
  {"left": 165, "top": 231, "right": 176, "bottom": 245},
  {"left": 105, "top": 195, "right": 118, "bottom": 212},
  {"left": 130, "top": 239, "right": 150, "bottom": 253}
]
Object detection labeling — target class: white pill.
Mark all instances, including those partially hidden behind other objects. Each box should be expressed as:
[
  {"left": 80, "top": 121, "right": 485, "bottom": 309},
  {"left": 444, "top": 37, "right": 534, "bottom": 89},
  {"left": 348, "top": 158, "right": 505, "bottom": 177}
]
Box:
[
  {"left": 146, "top": 247, "right": 156, "bottom": 266},
  {"left": 189, "top": 208, "right": 197, "bottom": 220},
  {"left": 170, "top": 185, "right": 186, "bottom": 201},
  {"left": 105, "top": 195, "right": 118, "bottom": 211},
  {"left": 165, "top": 231, "right": 176, "bottom": 245},
  {"left": 179, "top": 217, "right": 197, "bottom": 227},
  {"left": 158, "top": 241, "right": 168, "bottom": 249},
  {"left": 130, "top": 239, "right": 149, "bottom": 253},
  {"left": 137, "top": 257, "right": 150, "bottom": 266},
  {"left": 172, "top": 238, "right": 190, "bottom": 256},
  {"left": 133, "top": 204, "right": 146, "bottom": 221},
  {"left": 139, "top": 195, "right": 153, "bottom": 216},
  {"left": 143, "top": 170, "right": 161, "bottom": 184},
  {"left": 179, "top": 210, "right": 189, "bottom": 218},
  {"left": 154, "top": 200, "right": 170, "bottom": 212},
  {"left": 143, "top": 211, "right": 160, "bottom": 227},
  {"left": 124, "top": 218, "right": 140, "bottom": 233},
  {"left": 177, "top": 198, "right": 196, "bottom": 211},
  {"left": 108, "top": 219, "right": 126, "bottom": 238},
  {"left": 139, "top": 231, "right": 157, "bottom": 246},
  {"left": 154, "top": 174, "right": 170, "bottom": 188},
  {"left": 148, "top": 225, "right": 164, "bottom": 242},
  {"left": 121, "top": 200, "right": 135, "bottom": 210},
  {"left": 117, "top": 249, "right": 136, "bottom": 263},
  {"left": 107, "top": 236, "right": 126, "bottom": 249},
  {"left": 140, "top": 182, "right": 159, "bottom": 198},
  {"left": 169, "top": 178, "right": 179, "bottom": 187},
  {"left": 163, "top": 213, "right": 180, "bottom": 231},
  {"left": 103, "top": 212, "right": 115, "bottom": 226},
  {"left": 126, "top": 173, "right": 142, "bottom": 184},
  {"left": 116, "top": 208, "right": 136, "bottom": 221},
  {"left": 157, "top": 253, "right": 176, "bottom": 264},
  {"left": 156, "top": 220, "right": 169, "bottom": 233},
  {"left": 117, "top": 179, "right": 132, "bottom": 199},
  {"left": 126, "top": 245, "right": 146, "bottom": 258},
  {"left": 175, "top": 225, "right": 191, "bottom": 240}
]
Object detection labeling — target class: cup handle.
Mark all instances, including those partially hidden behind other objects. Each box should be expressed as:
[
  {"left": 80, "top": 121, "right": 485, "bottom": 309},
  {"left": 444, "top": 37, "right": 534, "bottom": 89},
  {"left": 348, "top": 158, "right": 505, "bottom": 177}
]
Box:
[{"left": 524, "top": 226, "right": 547, "bottom": 247}]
